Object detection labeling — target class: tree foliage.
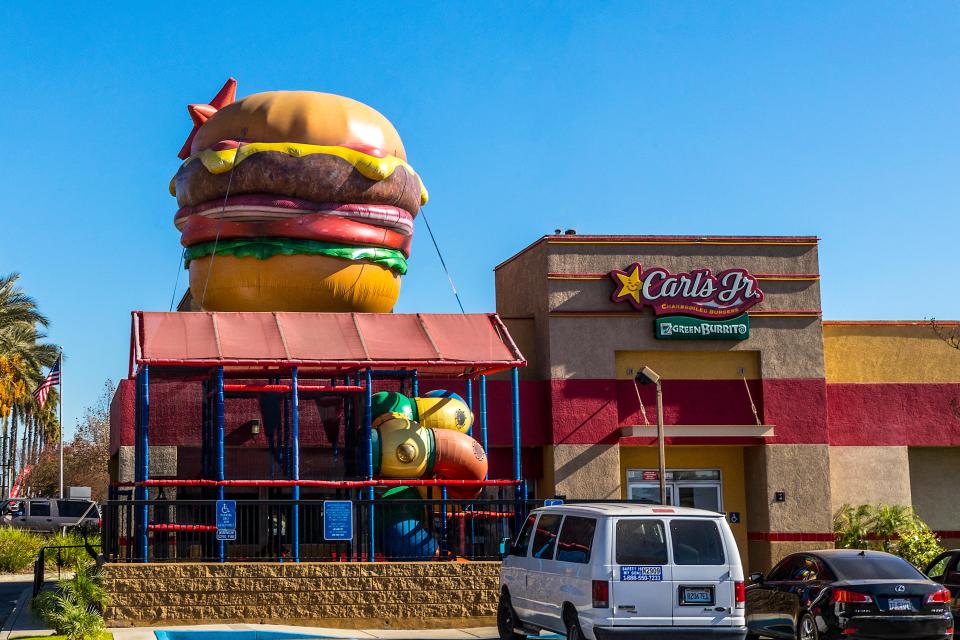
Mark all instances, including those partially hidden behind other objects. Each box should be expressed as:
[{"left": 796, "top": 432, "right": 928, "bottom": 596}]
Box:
[
  {"left": 28, "top": 380, "right": 113, "bottom": 501},
  {"left": 834, "top": 504, "right": 944, "bottom": 569}
]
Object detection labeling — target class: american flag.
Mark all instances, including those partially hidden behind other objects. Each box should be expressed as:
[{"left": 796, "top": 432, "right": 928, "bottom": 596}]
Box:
[{"left": 33, "top": 357, "right": 60, "bottom": 409}]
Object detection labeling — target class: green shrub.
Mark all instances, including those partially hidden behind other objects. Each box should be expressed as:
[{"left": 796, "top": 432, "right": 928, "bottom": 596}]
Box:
[
  {"left": 834, "top": 504, "right": 944, "bottom": 569},
  {"left": 46, "top": 531, "right": 101, "bottom": 570},
  {"left": 32, "top": 562, "right": 109, "bottom": 640},
  {"left": 0, "top": 527, "right": 44, "bottom": 573}
]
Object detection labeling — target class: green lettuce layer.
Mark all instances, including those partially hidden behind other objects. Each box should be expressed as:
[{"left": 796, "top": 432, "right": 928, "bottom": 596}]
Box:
[{"left": 184, "top": 238, "right": 408, "bottom": 275}]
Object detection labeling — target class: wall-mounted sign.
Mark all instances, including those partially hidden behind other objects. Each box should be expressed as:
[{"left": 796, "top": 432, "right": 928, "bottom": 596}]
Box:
[
  {"left": 655, "top": 314, "right": 750, "bottom": 340},
  {"left": 609, "top": 263, "right": 764, "bottom": 319}
]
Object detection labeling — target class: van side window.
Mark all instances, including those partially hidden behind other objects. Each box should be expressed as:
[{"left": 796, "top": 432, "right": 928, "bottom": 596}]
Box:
[
  {"left": 670, "top": 519, "right": 725, "bottom": 565},
  {"left": 511, "top": 514, "right": 537, "bottom": 557},
  {"left": 29, "top": 501, "right": 50, "bottom": 517},
  {"left": 57, "top": 501, "right": 92, "bottom": 519},
  {"left": 556, "top": 516, "right": 597, "bottom": 564},
  {"left": 616, "top": 519, "right": 668, "bottom": 565},
  {"left": 531, "top": 514, "right": 563, "bottom": 560}
]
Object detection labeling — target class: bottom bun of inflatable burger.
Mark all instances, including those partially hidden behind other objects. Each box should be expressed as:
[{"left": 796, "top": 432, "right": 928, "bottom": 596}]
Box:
[
  {"left": 188, "top": 254, "right": 401, "bottom": 312},
  {"left": 171, "top": 81, "right": 426, "bottom": 312}
]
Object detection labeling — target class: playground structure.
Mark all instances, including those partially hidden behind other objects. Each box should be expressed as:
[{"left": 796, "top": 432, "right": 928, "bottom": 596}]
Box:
[{"left": 105, "top": 310, "right": 529, "bottom": 563}]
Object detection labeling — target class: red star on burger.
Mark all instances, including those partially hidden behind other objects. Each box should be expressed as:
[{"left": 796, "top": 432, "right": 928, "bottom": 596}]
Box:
[{"left": 177, "top": 77, "right": 237, "bottom": 159}]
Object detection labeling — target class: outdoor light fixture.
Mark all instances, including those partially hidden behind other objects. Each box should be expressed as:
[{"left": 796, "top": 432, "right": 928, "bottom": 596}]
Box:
[
  {"left": 634, "top": 367, "right": 667, "bottom": 506},
  {"left": 249, "top": 419, "right": 261, "bottom": 436}
]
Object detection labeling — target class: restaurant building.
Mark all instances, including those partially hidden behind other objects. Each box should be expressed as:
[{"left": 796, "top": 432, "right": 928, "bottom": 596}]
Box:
[{"left": 494, "top": 234, "right": 960, "bottom": 570}]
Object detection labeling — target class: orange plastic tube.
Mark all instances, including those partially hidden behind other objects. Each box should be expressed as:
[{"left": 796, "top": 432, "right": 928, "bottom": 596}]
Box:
[{"left": 430, "top": 429, "right": 488, "bottom": 500}]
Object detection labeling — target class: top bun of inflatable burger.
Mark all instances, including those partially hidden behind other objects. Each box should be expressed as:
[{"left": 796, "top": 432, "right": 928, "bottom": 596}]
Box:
[{"left": 171, "top": 78, "right": 426, "bottom": 312}]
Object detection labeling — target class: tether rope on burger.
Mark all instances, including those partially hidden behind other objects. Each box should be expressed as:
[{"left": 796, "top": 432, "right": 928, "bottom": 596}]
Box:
[{"left": 200, "top": 129, "right": 247, "bottom": 310}]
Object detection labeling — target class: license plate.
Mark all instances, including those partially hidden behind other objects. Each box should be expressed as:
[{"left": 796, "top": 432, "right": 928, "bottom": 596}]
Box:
[
  {"left": 888, "top": 598, "right": 913, "bottom": 611},
  {"left": 681, "top": 587, "right": 715, "bottom": 605}
]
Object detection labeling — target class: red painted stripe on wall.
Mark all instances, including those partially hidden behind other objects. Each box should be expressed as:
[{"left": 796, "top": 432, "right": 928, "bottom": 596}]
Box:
[
  {"left": 827, "top": 383, "right": 960, "bottom": 446},
  {"left": 549, "top": 378, "right": 828, "bottom": 445},
  {"left": 748, "top": 532, "right": 835, "bottom": 542}
]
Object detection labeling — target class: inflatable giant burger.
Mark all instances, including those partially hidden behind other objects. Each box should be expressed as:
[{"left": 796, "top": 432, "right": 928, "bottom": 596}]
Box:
[{"left": 171, "top": 78, "right": 426, "bottom": 312}]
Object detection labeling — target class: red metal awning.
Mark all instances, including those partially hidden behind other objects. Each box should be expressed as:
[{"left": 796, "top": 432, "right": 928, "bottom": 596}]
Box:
[{"left": 129, "top": 311, "right": 525, "bottom": 377}]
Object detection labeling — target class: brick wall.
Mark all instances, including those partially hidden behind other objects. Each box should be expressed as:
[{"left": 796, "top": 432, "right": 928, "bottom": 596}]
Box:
[{"left": 104, "top": 562, "right": 501, "bottom": 628}]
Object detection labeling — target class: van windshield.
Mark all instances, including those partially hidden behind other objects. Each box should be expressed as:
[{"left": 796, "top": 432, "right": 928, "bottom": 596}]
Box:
[
  {"left": 616, "top": 519, "right": 668, "bottom": 565},
  {"left": 670, "top": 519, "right": 725, "bottom": 565}
]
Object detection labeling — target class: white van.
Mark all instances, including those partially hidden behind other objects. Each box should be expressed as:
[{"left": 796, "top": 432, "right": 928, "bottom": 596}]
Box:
[{"left": 498, "top": 503, "right": 747, "bottom": 640}]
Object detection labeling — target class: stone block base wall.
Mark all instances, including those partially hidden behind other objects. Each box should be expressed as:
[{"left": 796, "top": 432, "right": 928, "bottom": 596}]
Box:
[{"left": 104, "top": 562, "right": 500, "bottom": 628}]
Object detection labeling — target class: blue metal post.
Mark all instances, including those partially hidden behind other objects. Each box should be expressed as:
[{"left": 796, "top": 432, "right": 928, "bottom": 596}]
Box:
[
  {"left": 479, "top": 375, "right": 488, "bottom": 479},
  {"left": 440, "top": 485, "right": 448, "bottom": 557},
  {"left": 465, "top": 378, "right": 473, "bottom": 435},
  {"left": 364, "top": 368, "right": 375, "bottom": 561},
  {"left": 411, "top": 370, "right": 419, "bottom": 397},
  {"left": 216, "top": 366, "right": 225, "bottom": 563},
  {"left": 511, "top": 367, "right": 524, "bottom": 528},
  {"left": 291, "top": 367, "right": 300, "bottom": 562},
  {"left": 137, "top": 365, "right": 149, "bottom": 562}
]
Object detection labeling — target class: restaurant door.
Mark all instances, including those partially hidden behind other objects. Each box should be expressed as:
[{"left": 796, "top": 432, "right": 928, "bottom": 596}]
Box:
[{"left": 626, "top": 469, "right": 723, "bottom": 513}]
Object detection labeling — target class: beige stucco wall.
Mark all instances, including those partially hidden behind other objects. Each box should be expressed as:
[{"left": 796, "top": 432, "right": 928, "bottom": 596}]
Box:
[
  {"left": 116, "top": 445, "right": 178, "bottom": 483},
  {"left": 495, "top": 237, "right": 825, "bottom": 382},
  {"left": 104, "top": 562, "right": 500, "bottom": 628},
  {"left": 744, "top": 444, "right": 833, "bottom": 534},
  {"left": 549, "top": 443, "right": 622, "bottom": 499},
  {"left": 495, "top": 241, "right": 552, "bottom": 380},
  {"left": 547, "top": 315, "right": 823, "bottom": 380},
  {"left": 829, "top": 446, "right": 912, "bottom": 513},
  {"left": 909, "top": 447, "right": 960, "bottom": 531}
]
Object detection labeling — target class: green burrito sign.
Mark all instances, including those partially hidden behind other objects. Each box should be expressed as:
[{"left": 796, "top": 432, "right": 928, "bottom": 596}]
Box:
[{"left": 655, "top": 314, "right": 750, "bottom": 340}]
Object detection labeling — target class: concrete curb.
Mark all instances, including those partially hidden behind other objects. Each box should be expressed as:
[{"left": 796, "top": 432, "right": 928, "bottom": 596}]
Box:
[{"left": 108, "top": 623, "right": 513, "bottom": 640}]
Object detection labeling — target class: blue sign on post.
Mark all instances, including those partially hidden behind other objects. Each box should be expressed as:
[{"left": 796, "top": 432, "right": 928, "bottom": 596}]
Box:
[
  {"left": 544, "top": 499, "right": 564, "bottom": 506},
  {"left": 216, "top": 500, "right": 236, "bottom": 541},
  {"left": 323, "top": 500, "right": 353, "bottom": 541}
]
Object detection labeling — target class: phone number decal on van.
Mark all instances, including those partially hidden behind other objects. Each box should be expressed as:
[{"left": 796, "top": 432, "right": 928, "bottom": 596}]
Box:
[{"left": 620, "top": 565, "right": 663, "bottom": 582}]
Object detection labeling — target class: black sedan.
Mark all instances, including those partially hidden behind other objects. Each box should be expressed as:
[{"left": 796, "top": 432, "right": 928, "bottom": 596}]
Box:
[
  {"left": 924, "top": 549, "right": 960, "bottom": 630},
  {"left": 746, "top": 549, "right": 953, "bottom": 639}
]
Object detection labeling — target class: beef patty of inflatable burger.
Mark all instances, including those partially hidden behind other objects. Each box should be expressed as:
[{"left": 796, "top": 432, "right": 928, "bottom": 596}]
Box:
[{"left": 171, "top": 79, "right": 427, "bottom": 312}]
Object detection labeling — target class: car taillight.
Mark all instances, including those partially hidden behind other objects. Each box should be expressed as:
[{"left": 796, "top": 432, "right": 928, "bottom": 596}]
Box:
[
  {"left": 832, "top": 589, "right": 873, "bottom": 604},
  {"left": 927, "top": 587, "right": 951, "bottom": 604},
  {"left": 841, "top": 628, "right": 858, "bottom": 636},
  {"left": 592, "top": 580, "right": 609, "bottom": 608},
  {"left": 734, "top": 581, "right": 745, "bottom": 609}
]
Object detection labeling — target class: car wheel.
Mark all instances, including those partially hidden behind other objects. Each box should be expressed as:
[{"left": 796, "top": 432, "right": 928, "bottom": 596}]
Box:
[
  {"left": 565, "top": 611, "right": 584, "bottom": 640},
  {"left": 497, "top": 592, "right": 524, "bottom": 640},
  {"left": 797, "top": 612, "right": 819, "bottom": 640}
]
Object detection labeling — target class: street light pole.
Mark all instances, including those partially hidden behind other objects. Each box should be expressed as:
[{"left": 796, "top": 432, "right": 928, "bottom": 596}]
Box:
[
  {"left": 655, "top": 379, "right": 666, "bottom": 506},
  {"left": 636, "top": 366, "right": 667, "bottom": 506}
]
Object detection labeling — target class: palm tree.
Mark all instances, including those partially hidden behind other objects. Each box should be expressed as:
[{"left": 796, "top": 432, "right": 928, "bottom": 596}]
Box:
[{"left": 0, "top": 273, "right": 59, "bottom": 497}]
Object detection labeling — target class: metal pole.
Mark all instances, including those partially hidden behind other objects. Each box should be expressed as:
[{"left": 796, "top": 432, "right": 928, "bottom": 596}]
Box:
[
  {"left": 411, "top": 370, "right": 419, "bottom": 397},
  {"left": 138, "top": 365, "right": 149, "bottom": 562},
  {"left": 216, "top": 366, "right": 225, "bottom": 562},
  {"left": 465, "top": 378, "right": 473, "bottom": 436},
  {"left": 58, "top": 351, "right": 63, "bottom": 499},
  {"left": 291, "top": 367, "right": 300, "bottom": 562},
  {"left": 365, "top": 368, "right": 375, "bottom": 561},
  {"left": 656, "top": 381, "right": 667, "bottom": 506},
  {"left": 511, "top": 367, "right": 524, "bottom": 526},
  {"left": 479, "top": 375, "right": 488, "bottom": 462}
]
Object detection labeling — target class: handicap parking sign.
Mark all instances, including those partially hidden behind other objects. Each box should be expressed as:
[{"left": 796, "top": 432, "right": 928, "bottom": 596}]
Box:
[{"left": 216, "top": 500, "right": 236, "bottom": 530}]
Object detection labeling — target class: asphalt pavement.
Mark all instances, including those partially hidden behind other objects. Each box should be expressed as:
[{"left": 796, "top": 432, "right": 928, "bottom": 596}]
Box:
[{"left": 0, "top": 582, "right": 26, "bottom": 630}]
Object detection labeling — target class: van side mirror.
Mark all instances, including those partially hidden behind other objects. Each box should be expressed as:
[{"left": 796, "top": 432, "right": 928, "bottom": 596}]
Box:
[
  {"left": 500, "top": 537, "right": 512, "bottom": 558},
  {"left": 749, "top": 572, "right": 764, "bottom": 584}
]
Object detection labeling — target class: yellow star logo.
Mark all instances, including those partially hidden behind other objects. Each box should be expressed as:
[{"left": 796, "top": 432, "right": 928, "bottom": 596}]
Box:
[{"left": 613, "top": 264, "right": 644, "bottom": 306}]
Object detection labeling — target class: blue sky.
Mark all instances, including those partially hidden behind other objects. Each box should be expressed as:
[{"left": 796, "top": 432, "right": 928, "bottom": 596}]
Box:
[{"left": 1, "top": 3, "right": 958, "bottom": 431}]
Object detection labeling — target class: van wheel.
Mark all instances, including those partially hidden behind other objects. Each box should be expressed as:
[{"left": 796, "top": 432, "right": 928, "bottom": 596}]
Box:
[
  {"left": 797, "top": 612, "right": 819, "bottom": 640},
  {"left": 497, "top": 593, "right": 524, "bottom": 640},
  {"left": 564, "top": 611, "right": 584, "bottom": 640}
]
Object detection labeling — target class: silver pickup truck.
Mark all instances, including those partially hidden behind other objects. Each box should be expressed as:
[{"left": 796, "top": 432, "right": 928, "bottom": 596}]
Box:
[{"left": 1, "top": 498, "right": 100, "bottom": 533}]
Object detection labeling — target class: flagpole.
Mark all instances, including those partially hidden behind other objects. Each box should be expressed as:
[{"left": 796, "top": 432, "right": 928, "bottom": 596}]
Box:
[{"left": 58, "top": 350, "right": 63, "bottom": 499}]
